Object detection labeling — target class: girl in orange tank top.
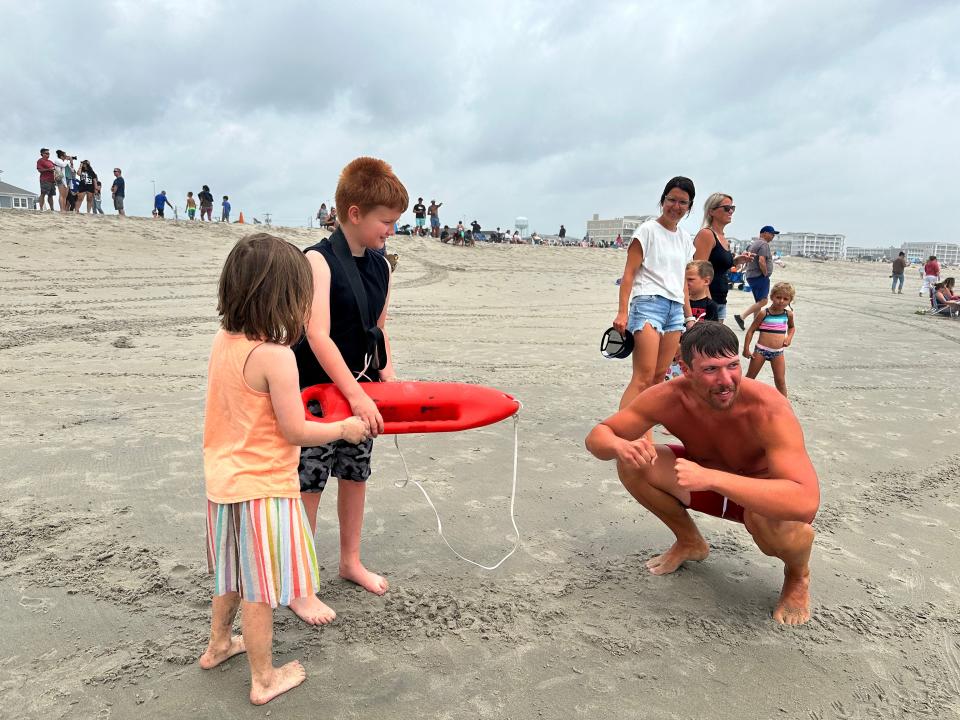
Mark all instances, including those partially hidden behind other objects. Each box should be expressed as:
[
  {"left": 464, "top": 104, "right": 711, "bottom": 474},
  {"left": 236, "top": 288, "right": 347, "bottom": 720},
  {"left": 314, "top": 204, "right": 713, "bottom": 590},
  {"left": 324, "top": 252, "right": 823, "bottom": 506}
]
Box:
[{"left": 200, "top": 233, "right": 366, "bottom": 706}]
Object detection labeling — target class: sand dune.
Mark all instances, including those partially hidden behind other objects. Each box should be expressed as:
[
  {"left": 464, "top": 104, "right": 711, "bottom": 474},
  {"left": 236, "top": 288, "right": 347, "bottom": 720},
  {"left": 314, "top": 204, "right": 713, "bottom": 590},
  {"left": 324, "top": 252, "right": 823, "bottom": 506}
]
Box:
[{"left": 1, "top": 209, "right": 959, "bottom": 719}]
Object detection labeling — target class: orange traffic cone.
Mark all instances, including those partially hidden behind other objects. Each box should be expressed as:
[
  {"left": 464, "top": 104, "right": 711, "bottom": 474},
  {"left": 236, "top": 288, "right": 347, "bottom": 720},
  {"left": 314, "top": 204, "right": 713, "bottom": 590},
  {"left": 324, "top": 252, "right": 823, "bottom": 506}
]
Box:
[{"left": 238, "top": 211, "right": 245, "bottom": 224}]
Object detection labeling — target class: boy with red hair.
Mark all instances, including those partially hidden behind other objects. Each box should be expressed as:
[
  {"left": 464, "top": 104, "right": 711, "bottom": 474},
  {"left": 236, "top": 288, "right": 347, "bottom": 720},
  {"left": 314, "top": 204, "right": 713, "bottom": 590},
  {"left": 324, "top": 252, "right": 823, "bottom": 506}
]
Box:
[{"left": 293, "top": 157, "right": 408, "bottom": 621}]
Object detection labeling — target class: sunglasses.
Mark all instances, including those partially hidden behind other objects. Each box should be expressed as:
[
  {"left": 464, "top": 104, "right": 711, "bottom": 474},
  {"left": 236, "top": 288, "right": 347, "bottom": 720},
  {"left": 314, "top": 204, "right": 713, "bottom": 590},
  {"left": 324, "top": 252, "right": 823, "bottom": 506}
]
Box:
[{"left": 717, "top": 204, "right": 736, "bottom": 213}]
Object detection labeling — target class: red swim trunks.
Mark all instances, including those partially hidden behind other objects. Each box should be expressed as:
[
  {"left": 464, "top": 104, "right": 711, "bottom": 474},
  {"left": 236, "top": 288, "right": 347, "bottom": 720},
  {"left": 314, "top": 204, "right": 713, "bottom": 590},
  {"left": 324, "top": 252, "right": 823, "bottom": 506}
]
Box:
[{"left": 666, "top": 444, "right": 745, "bottom": 524}]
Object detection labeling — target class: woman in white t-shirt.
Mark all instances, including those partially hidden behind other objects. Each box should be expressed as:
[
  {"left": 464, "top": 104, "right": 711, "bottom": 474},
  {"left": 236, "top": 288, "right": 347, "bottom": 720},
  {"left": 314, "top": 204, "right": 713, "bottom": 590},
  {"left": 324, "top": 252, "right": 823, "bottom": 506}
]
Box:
[{"left": 613, "top": 176, "right": 696, "bottom": 409}]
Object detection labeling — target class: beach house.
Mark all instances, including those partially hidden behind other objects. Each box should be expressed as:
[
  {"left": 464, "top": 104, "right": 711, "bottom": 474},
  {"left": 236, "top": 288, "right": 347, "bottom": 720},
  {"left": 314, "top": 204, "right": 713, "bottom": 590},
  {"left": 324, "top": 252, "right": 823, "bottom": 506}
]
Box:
[{"left": 0, "top": 180, "right": 38, "bottom": 210}]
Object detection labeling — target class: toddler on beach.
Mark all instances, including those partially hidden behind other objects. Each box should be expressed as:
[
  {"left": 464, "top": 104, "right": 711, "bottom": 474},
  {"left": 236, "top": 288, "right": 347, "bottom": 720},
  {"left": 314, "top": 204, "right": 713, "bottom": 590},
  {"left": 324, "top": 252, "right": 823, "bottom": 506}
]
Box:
[
  {"left": 186, "top": 192, "right": 197, "bottom": 220},
  {"left": 742, "top": 281, "right": 796, "bottom": 397},
  {"left": 199, "top": 233, "right": 366, "bottom": 705},
  {"left": 222, "top": 195, "right": 231, "bottom": 223},
  {"left": 664, "top": 261, "right": 719, "bottom": 381},
  {"left": 686, "top": 260, "right": 719, "bottom": 322}
]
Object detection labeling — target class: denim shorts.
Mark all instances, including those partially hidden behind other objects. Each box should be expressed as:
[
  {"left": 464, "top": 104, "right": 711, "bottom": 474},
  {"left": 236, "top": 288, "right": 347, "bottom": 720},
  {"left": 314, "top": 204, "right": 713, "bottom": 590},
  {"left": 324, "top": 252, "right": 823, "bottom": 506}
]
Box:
[
  {"left": 627, "top": 294, "right": 684, "bottom": 334},
  {"left": 716, "top": 303, "right": 727, "bottom": 321}
]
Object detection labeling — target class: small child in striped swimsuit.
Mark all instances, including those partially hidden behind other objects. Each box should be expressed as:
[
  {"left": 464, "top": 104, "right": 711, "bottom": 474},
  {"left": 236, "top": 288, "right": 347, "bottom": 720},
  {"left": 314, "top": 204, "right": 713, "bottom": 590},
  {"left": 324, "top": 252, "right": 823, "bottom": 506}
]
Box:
[
  {"left": 199, "top": 234, "right": 366, "bottom": 705},
  {"left": 742, "top": 282, "right": 796, "bottom": 397}
]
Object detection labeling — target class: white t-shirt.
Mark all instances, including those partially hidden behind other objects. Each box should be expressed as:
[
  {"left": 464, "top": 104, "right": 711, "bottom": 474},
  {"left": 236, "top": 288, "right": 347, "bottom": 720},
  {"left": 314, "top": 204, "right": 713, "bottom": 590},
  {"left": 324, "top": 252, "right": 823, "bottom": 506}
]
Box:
[{"left": 629, "top": 219, "right": 693, "bottom": 304}]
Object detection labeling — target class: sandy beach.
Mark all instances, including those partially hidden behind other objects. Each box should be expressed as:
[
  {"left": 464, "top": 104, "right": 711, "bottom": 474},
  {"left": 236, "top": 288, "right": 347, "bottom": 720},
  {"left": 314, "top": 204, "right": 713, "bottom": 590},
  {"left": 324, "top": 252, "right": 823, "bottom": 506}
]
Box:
[{"left": 1, "top": 209, "right": 959, "bottom": 719}]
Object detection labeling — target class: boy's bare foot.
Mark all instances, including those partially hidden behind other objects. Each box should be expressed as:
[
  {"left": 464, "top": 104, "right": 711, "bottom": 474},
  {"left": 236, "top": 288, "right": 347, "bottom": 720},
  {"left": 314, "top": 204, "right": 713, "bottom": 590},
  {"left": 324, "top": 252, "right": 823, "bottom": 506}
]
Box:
[
  {"left": 199, "top": 635, "right": 246, "bottom": 669},
  {"left": 250, "top": 660, "right": 307, "bottom": 706},
  {"left": 340, "top": 561, "right": 389, "bottom": 595},
  {"left": 289, "top": 595, "right": 336, "bottom": 625},
  {"left": 773, "top": 569, "right": 811, "bottom": 625},
  {"left": 645, "top": 539, "right": 710, "bottom": 576}
]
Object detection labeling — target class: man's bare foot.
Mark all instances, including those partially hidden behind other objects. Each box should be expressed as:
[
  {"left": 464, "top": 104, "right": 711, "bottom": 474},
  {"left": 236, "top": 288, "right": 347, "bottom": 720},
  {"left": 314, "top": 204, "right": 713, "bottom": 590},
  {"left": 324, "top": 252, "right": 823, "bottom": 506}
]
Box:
[
  {"left": 198, "top": 634, "right": 246, "bottom": 669},
  {"left": 773, "top": 569, "right": 811, "bottom": 625},
  {"left": 339, "top": 562, "right": 389, "bottom": 595},
  {"left": 645, "top": 539, "right": 710, "bottom": 576},
  {"left": 289, "top": 595, "right": 336, "bottom": 625},
  {"left": 250, "top": 660, "right": 307, "bottom": 706}
]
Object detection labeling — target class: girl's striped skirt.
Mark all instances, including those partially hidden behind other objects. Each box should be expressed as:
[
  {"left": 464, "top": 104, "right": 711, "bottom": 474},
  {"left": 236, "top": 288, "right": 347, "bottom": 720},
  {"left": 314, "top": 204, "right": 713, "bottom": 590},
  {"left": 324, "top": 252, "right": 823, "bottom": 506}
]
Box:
[{"left": 205, "top": 497, "right": 320, "bottom": 607}]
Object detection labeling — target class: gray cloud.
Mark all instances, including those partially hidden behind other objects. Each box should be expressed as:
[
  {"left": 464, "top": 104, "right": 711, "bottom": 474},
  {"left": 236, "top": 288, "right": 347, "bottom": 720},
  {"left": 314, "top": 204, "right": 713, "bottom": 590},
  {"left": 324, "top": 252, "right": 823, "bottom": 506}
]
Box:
[{"left": 1, "top": 0, "right": 957, "bottom": 241}]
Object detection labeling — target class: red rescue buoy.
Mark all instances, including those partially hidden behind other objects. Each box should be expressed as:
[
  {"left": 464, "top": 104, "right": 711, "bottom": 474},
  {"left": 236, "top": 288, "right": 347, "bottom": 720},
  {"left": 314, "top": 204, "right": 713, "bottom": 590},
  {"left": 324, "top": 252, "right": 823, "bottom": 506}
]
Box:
[{"left": 302, "top": 381, "right": 520, "bottom": 434}]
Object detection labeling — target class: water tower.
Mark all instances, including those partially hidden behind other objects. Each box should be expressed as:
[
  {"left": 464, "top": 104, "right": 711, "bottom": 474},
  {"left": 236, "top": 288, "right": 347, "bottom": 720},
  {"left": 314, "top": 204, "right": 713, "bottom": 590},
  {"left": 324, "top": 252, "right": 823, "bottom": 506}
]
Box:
[{"left": 515, "top": 216, "right": 529, "bottom": 238}]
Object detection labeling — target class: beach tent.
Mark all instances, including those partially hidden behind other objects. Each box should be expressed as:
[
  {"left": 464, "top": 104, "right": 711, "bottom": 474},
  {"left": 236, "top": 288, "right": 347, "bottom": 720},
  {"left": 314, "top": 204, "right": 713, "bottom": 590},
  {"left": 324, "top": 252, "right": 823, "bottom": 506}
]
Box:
[{"left": 0, "top": 180, "right": 38, "bottom": 209}]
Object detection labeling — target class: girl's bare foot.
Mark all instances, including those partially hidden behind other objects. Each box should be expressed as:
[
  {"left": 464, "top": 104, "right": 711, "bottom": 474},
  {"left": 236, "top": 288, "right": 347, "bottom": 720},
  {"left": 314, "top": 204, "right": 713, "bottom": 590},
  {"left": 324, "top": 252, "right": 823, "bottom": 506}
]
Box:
[
  {"left": 199, "top": 635, "right": 246, "bottom": 669},
  {"left": 289, "top": 595, "right": 336, "bottom": 625},
  {"left": 339, "top": 561, "right": 389, "bottom": 595},
  {"left": 773, "top": 569, "right": 811, "bottom": 625},
  {"left": 645, "top": 539, "right": 710, "bottom": 576},
  {"left": 250, "top": 660, "right": 307, "bottom": 705}
]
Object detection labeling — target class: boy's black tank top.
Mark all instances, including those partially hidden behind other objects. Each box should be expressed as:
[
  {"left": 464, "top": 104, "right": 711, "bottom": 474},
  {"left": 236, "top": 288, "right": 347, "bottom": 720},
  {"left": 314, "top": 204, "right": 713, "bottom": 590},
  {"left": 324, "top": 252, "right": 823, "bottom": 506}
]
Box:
[
  {"left": 294, "top": 230, "right": 390, "bottom": 388},
  {"left": 707, "top": 229, "right": 734, "bottom": 306}
]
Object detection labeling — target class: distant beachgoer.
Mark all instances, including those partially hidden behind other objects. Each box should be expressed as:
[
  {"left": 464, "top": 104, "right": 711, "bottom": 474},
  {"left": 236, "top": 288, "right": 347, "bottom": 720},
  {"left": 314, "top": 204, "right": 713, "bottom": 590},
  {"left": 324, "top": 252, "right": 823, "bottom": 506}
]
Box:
[
  {"left": 513, "top": 230, "right": 520, "bottom": 243},
  {"left": 933, "top": 282, "right": 960, "bottom": 315},
  {"left": 154, "top": 190, "right": 174, "bottom": 218},
  {"left": 920, "top": 255, "right": 940, "bottom": 297},
  {"left": 585, "top": 321, "right": 819, "bottom": 625},
  {"left": 891, "top": 251, "right": 907, "bottom": 294},
  {"left": 613, "top": 176, "right": 696, "bottom": 416},
  {"left": 186, "top": 192, "right": 197, "bottom": 220},
  {"left": 76, "top": 160, "right": 98, "bottom": 213},
  {"left": 734, "top": 226, "right": 778, "bottom": 330},
  {"left": 111, "top": 168, "right": 125, "bottom": 216},
  {"left": 36, "top": 149, "right": 57, "bottom": 211},
  {"left": 51, "top": 151, "right": 74, "bottom": 212},
  {"left": 198, "top": 185, "right": 214, "bottom": 221},
  {"left": 200, "top": 233, "right": 367, "bottom": 705},
  {"left": 428, "top": 199, "right": 442, "bottom": 237},
  {"left": 317, "top": 203, "right": 329, "bottom": 225},
  {"left": 615, "top": 233, "right": 623, "bottom": 248},
  {"left": 943, "top": 277, "right": 959, "bottom": 302},
  {"left": 323, "top": 206, "right": 337, "bottom": 229},
  {"left": 743, "top": 282, "right": 795, "bottom": 397},
  {"left": 694, "top": 193, "right": 753, "bottom": 323},
  {"left": 93, "top": 180, "right": 104, "bottom": 214},
  {"left": 222, "top": 196, "right": 231, "bottom": 223},
  {"left": 456, "top": 221, "right": 465, "bottom": 246},
  {"left": 559, "top": 224, "right": 566, "bottom": 240},
  {"left": 413, "top": 197, "right": 427, "bottom": 235}
]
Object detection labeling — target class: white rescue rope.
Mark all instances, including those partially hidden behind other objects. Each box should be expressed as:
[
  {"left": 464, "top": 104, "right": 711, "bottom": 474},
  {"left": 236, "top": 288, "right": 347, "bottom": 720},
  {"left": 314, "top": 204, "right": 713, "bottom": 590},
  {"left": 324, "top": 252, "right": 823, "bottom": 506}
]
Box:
[{"left": 391, "top": 413, "right": 522, "bottom": 571}]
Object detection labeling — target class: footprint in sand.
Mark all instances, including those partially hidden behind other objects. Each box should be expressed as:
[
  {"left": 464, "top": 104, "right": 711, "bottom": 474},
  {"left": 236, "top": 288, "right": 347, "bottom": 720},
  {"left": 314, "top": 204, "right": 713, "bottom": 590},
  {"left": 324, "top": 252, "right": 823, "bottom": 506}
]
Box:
[{"left": 19, "top": 595, "right": 52, "bottom": 613}]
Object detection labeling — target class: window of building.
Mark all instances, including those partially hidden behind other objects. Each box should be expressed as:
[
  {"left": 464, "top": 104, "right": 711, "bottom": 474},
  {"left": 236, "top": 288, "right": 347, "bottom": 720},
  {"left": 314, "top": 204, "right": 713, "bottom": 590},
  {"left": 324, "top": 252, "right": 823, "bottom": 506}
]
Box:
[{"left": 13, "top": 196, "right": 29, "bottom": 209}]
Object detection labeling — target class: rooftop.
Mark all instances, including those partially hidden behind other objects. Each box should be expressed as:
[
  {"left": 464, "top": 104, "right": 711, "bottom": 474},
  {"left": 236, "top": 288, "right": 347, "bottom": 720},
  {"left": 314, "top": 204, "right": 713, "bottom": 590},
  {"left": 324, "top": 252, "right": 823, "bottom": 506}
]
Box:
[{"left": 0, "top": 180, "right": 38, "bottom": 197}]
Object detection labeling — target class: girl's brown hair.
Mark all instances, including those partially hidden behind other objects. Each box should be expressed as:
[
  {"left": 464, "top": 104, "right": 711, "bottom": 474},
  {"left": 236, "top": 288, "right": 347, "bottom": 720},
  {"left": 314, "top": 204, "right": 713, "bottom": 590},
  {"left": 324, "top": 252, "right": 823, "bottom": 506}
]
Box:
[{"left": 217, "top": 233, "right": 312, "bottom": 345}]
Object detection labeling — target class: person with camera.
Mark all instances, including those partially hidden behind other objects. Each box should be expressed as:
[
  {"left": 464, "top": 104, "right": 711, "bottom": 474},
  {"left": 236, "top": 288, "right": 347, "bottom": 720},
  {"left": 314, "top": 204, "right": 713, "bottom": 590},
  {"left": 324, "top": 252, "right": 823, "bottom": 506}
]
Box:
[{"left": 50, "top": 151, "right": 76, "bottom": 212}]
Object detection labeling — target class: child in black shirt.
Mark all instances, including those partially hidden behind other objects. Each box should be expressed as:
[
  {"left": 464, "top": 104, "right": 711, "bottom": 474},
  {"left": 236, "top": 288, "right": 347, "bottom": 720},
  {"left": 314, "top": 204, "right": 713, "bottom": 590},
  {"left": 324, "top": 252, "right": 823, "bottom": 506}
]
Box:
[{"left": 686, "top": 260, "right": 719, "bottom": 321}]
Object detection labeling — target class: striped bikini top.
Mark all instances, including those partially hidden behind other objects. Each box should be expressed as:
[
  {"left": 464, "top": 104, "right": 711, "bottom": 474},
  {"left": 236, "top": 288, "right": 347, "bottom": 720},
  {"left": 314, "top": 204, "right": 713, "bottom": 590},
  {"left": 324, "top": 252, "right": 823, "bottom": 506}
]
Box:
[{"left": 759, "top": 309, "right": 788, "bottom": 334}]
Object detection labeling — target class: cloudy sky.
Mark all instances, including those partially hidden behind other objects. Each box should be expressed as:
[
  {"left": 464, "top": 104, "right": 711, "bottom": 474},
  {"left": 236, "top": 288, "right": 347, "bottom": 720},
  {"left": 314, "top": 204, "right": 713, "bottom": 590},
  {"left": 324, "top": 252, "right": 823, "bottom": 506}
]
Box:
[{"left": 2, "top": 0, "right": 957, "bottom": 245}]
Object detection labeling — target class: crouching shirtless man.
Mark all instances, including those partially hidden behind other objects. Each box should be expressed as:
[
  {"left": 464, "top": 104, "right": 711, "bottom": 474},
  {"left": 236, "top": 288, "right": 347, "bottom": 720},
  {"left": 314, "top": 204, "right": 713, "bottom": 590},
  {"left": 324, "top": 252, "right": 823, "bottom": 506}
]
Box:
[{"left": 586, "top": 322, "right": 819, "bottom": 624}]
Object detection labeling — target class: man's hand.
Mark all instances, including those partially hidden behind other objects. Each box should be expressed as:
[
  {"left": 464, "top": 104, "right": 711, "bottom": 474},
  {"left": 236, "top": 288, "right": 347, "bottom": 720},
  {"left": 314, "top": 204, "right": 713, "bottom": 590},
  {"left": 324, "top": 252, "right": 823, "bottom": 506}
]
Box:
[
  {"left": 675, "top": 458, "right": 715, "bottom": 492},
  {"left": 613, "top": 437, "right": 658, "bottom": 469}
]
